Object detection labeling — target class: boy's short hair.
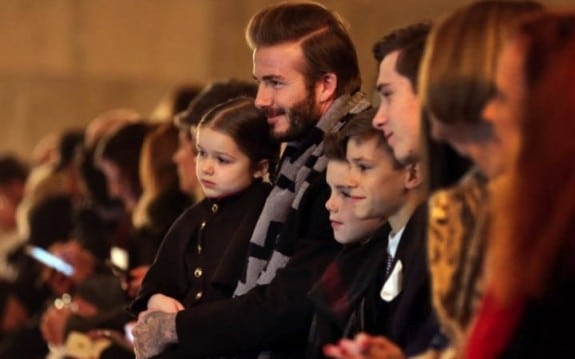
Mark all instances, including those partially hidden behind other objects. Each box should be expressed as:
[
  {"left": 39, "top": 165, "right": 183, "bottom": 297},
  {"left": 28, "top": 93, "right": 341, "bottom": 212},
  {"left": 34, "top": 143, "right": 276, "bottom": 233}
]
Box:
[
  {"left": 373, "top": 23, "right": 431, "bottom": 90},
  {"left": 324, "top": 108, "right": 402, "bottom": 169}
]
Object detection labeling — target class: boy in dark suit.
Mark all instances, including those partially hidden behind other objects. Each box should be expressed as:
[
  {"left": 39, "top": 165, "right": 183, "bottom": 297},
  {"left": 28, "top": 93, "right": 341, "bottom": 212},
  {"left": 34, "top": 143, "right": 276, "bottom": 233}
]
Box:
[{"left": 310, "top": 108, "right": 439, "bottom": 358}]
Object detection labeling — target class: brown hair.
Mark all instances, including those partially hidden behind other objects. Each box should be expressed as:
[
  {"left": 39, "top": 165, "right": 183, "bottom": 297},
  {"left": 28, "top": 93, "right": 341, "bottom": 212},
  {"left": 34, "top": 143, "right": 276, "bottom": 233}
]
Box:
[
  {"left": 324, "top": 108, "right": 401, "bottom": 169},
  {"left": 246, "top": 1, "right": 361, "bottom": 97},
  {"left": 489, "top": 12, "right": 575, "bottom": 303},
  {"left": 139, "top": 124, "right": 180, "bottom": 198},
  {"left": 133, "top": 123, "right": 182, "bottom": 229},
  {"left": 373, "top": 23, "right": 431, "bottom": 91},
  {"left": 420, "top": 0, "right": 542, "bottom": 126},
  {"left": 174, "top": 79, "right": 257, "bottom": 136},
  {"left": 198, "top": 97, "right": 279, "bottom": 174}
]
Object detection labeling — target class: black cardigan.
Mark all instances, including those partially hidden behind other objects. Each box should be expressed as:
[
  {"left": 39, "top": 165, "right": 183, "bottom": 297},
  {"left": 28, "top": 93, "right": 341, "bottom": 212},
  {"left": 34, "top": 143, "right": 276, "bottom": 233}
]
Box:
[
  {"left": 155, "top": 174, "right": 342, "bottom": 358},
  {"left": 130, "top": 180, "right": 271, "bottom": 313}
]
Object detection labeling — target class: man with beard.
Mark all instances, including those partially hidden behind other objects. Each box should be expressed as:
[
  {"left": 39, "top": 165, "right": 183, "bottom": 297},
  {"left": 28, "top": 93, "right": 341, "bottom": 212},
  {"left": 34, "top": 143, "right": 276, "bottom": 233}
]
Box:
[{"left": 130, "top": 2, "right": 371, "bottom": 358}]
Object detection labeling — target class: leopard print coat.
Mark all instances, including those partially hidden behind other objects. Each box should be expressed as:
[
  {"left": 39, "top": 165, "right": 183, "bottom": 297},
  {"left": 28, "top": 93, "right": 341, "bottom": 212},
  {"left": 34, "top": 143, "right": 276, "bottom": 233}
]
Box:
[{"left": 427, "top": 168, "right": 489, "bottom": 355}]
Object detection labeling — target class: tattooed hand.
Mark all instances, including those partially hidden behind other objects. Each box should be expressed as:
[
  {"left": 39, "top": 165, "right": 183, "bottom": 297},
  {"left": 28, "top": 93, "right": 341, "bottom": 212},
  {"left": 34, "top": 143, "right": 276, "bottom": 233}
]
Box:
[{"left": 132, "top": 310, "right": 177, "bottom": 359}]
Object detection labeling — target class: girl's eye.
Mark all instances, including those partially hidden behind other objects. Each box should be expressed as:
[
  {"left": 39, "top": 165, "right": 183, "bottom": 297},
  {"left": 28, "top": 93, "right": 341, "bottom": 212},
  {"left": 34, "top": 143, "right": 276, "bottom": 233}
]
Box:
[
  {"left": 217, "top": 157, "right": 232, "bottom": 165},
  {"left": 196, "top": 149, "right": 206, "bottom": 157},
  {"left": 357, "top": 163, "right": 370, "bottom": 172},
  {"left": 339, "top": 189, "right": 352, "bottom": 198}
]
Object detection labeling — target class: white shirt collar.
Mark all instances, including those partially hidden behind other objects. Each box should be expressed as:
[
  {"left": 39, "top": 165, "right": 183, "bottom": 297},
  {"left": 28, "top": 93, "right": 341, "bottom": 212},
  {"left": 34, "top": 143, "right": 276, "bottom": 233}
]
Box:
[{"left": 387, "top": 226, "right": 405, "bottom": 258}]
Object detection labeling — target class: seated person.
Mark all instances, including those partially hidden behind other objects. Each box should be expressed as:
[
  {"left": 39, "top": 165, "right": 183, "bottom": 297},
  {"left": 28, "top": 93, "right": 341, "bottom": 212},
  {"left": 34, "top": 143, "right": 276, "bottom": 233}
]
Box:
[
  {"left": 314, "top": 109, "right": 439, "bottom": 358},
  {"left": 130, "top": 97, "right": 279, "bottom": 355}
]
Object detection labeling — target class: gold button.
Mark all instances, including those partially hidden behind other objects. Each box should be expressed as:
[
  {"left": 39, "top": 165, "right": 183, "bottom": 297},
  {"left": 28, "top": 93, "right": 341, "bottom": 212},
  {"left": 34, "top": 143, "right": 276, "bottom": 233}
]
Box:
[
  {"left": 195, "top": 291, "right": 203, "bottom": 300},
  {"left": 194, "top": 267, "right": 203, "bottom": 278},
  {"left": 197, "top": 244, "right": 202, "bottom": 254},
  {"left": 211, "top": 204, "right": 218, "bottom": 213},
  {"left": 200, "top": 221, "right": 206, "bottom": 229}
]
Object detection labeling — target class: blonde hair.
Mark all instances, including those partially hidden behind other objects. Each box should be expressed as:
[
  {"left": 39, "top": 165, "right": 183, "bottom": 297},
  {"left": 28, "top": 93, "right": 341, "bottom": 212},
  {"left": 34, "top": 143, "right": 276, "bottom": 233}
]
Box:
[
  {"left": 419, "top": 1, "right": 541, "bottom": 126},
  {"left": 132, "top": 123, "right": 180, "bottom": 229}
]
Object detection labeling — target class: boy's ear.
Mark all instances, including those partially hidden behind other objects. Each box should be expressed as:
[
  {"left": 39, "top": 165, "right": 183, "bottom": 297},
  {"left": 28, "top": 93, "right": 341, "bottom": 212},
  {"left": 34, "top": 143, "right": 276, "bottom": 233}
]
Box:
[
  {"left": 252, "top": 159, "right": 270, "bottom": 179},
  {"left": 315, "top": 72, "right": 337, "bottom": 104},
  {"left": 404, "top": 162, "right": 423, "bottom": 190}
]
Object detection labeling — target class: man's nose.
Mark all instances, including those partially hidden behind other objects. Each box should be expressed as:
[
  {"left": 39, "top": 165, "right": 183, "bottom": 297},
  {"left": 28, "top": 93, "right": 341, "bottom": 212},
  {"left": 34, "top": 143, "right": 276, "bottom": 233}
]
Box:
[
  {"left": 255, "top": 85, "right": 272, "bottom": 109},
  {"left": 372, "top": 105, "right": 388, "bottom": 131}
]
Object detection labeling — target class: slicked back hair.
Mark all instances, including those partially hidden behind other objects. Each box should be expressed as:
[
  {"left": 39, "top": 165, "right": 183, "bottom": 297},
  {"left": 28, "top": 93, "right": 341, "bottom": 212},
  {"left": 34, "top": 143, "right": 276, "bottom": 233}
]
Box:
[{"left": 246, "top": 1, "right": 361, "bottom": 97}]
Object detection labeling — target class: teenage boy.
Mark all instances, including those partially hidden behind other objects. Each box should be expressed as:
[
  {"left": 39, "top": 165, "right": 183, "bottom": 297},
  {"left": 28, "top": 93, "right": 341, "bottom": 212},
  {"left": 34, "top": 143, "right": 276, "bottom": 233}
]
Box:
[
  {"left": 306, "top": 109, "right": 388, "bottom": 358},
  {"left": 320, "top": 109, "right": 438, "bottom": 358},
  {"left": 323, "top": 22, "right": 471, "bottom": 359}
]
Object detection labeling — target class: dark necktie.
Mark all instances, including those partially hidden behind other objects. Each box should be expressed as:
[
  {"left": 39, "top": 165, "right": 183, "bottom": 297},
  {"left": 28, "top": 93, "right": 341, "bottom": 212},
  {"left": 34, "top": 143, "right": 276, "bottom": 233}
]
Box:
[{"left": 385, "top": 251, "right": 394, "bottom": 277}]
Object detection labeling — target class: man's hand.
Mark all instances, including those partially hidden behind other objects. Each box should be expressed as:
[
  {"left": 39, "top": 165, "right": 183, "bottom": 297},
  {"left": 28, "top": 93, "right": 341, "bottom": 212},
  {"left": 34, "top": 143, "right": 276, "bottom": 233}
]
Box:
[
  {"left": 323, "top": 333, "right": 406, "bottom": 359},
  {"left": 147, "top": 293, "right": 184, "bottom": 313},
  {"left": 132, "top": 310, "right": 178, "bottom": 359}
]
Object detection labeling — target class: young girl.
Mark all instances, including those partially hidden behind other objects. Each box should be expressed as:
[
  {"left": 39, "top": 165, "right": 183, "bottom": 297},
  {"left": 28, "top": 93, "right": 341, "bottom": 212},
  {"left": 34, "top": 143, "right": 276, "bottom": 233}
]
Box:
[{"left": 130, "top": 97, "right": 278, "bottom": 321}]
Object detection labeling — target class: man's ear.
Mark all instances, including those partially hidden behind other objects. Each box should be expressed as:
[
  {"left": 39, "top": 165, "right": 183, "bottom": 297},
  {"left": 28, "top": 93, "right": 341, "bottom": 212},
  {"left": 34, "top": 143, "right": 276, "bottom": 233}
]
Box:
[
  {"left": 404, "top": 162, "right": 423, "bottom": 190},
  {"left": 252, "top": 159, "right": 270, "bottom": 179},
  {"left": 316, "top": 72, "right": 337, "bottom": 103}
]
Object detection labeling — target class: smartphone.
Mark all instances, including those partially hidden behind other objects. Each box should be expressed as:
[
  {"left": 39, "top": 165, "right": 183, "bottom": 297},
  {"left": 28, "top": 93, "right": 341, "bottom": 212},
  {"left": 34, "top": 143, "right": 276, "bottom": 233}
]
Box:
[{"left": 25, "top": 245, "right": 75, "bottom": 276}]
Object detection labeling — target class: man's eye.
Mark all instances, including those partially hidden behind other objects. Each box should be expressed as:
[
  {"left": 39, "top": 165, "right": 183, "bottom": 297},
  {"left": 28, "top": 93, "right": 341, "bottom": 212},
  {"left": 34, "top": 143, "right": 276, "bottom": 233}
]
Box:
[{"left": 266, "top": 79, "right": 282, "bottom": 88}]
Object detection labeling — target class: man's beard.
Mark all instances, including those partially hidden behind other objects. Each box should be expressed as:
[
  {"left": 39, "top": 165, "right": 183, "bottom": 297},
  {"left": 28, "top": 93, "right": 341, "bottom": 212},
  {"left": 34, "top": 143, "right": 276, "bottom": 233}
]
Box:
[{"left": 265, "top": 92, "right": 322, "bottom": 142}]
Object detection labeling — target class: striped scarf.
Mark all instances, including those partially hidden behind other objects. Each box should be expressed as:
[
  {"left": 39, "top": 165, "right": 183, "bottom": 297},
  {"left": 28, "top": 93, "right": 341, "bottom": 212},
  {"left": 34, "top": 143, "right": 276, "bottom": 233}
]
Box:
[{"left": 234, "top": 92, "right": 371, "bottom": 297}]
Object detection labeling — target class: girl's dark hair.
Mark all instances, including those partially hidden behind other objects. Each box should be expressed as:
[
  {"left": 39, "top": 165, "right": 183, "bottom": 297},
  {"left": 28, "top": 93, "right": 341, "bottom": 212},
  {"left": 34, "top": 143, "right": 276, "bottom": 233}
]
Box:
[
  {"left": 175, "top": 79, "right": 258, "bottom": 132},
  {"left": 198, "top": 97, "right": 280, "bottom": 175}
]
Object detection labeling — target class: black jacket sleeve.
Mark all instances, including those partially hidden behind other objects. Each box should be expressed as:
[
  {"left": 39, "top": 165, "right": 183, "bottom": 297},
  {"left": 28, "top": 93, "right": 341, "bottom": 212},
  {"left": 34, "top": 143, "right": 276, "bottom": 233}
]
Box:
[
  {"left": 129, "top": 208, "right": 197, "bottom": 315},
  {"left": 173, "top": 177, "right": 342, "bottom": 357}
]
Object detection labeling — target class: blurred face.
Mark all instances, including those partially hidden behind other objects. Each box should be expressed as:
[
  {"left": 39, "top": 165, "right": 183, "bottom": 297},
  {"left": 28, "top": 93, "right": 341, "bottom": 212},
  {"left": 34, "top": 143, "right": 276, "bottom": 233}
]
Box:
[
  {"left": 0, "top": 182, "right": 24, "bottom": 229},
  {"left": 346, "top": 136, "right": 407, "bottom": 220},
  {"left": 325, "top": 160, "right": 384, "bottom": 244},
  {"left": 253, "top": 42, "right": 322, "bottom": 142},
  {"left": 429, "top": 117, "right": 505, "bottom": 179},
  {"left": 172, "top": 130, "right": 199, "bottom": 195},
  {"left": 373, "top": 51, "right": 422, "bottom": 165},
  {"left": 99, "top": 160, "right": 138, "bottom": 211},
  {"left": 482, "top": 40, "right": 526, "bottom": 168},
  {"left": 195, "top": 127, "right": 256, "bottom": 198}
]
